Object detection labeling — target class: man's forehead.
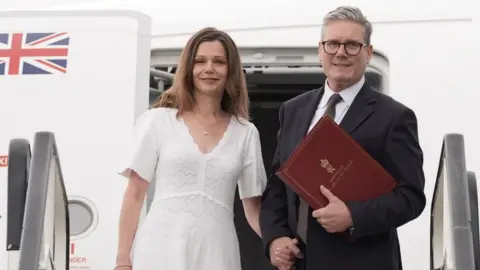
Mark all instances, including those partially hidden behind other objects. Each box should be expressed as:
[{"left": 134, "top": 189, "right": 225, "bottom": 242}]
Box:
[{"left": 323, "top": 21, "right": 364, "bottom": 41}]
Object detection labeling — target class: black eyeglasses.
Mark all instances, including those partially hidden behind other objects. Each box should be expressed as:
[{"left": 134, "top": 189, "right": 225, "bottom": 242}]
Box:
[{"left": 321, "top": 40, "right": 366, "bottom": 56}]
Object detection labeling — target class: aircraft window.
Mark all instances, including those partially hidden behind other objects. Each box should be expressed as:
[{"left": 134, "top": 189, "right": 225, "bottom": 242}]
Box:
[
  {"left": 68, "top": 201, "right": 93, "bottom": 236},
  {"left": 68, "top": 197, "right": 98, "bottom": 239}
]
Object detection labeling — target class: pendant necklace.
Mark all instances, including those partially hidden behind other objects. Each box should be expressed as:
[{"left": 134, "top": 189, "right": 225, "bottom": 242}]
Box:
[{"left": 194, "top": 114, "right": 216, "bottom": 136}]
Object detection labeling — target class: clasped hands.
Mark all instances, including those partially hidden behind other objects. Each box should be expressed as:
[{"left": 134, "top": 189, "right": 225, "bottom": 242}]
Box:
[{"left": 269, "top": 185, "right": 353, "bottom": 269}]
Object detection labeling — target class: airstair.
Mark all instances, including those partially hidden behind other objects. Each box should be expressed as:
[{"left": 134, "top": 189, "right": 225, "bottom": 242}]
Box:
[
  {"left": 4, "top": 132, "right": 480, "bottom": 270},
  {"left": 6, "top": 132, "right": 69, "bottom": 270}
]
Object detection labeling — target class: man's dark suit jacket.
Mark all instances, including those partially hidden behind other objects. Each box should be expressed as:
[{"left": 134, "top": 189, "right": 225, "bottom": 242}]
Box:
[{"left": 259, "top": 82, "right": 426, "bottom": 270}]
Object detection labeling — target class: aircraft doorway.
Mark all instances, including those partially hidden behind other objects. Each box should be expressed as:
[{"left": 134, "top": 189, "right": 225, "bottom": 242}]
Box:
[{"left": 149, "top": 47, "right": 386, "bottom": 269}]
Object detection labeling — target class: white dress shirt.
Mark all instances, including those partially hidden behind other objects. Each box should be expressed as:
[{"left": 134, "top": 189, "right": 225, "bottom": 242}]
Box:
[{"left": 307, "top": 76, "right": 365, "bottom": 133}]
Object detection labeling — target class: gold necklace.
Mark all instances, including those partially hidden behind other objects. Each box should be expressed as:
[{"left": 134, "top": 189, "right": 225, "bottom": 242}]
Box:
[{"left": 193, "top": 115, "right": 218, "bottom": 136}]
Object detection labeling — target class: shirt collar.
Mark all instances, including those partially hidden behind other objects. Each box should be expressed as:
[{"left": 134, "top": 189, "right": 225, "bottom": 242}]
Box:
[{"left": 320, "top": 76, "right": 365, "bottom": 109}]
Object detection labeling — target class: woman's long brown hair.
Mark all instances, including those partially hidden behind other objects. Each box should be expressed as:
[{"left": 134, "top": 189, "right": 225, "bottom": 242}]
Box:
[{"left": 151, "top": 27, "right": 249, "bottom": 120}]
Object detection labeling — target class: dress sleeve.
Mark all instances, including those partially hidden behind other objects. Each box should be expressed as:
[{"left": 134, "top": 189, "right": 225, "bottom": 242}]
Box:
[
  {"left": 119, "top": 109, "right": 160, "bottom": 183},
  {"left": 237, "top": 124, "right": 267, "bottom": 199}
]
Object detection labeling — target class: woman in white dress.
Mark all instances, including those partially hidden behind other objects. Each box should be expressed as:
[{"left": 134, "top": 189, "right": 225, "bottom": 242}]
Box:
[{"left": 114, "top": 27, "right": 268, "bottom": 270}]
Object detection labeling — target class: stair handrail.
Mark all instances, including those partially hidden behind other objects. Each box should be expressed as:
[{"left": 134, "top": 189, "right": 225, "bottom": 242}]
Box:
[
  {"left": 6, "top": 138, "right": 31, "bottom": 270},
  {"left": 430, "top": 133, "right": 475, "bottom": 270},
  {"left": 17, "top": 132, "right": 70, "bottom": 270}
]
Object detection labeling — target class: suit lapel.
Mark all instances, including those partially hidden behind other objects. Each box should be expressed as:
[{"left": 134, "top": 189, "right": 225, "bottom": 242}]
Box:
[
  {"left": 339, "top": 83, "right": 377, "bottom": 134},
  {"left": 294, "top": 87, "right": 324, "bottom": 142}
]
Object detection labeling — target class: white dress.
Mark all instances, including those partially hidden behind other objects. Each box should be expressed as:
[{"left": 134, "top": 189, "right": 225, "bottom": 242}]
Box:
[{"left": 120, "top": 107, "right": 267, "bottom": 270}]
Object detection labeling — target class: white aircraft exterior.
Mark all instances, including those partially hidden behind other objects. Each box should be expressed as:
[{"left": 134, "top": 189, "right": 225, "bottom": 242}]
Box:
[{"left": 0, "top": 1, "right": 478, "bottom": 270}]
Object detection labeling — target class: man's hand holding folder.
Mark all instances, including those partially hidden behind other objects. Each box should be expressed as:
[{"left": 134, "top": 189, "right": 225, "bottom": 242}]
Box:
[{"left": 312, "top": 185, "right": 353, "bottom": 233}]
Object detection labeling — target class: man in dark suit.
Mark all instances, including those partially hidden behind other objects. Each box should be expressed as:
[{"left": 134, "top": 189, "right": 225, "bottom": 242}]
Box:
[{"left": 259, "top": 6, "right": 426, "bottom": 270}]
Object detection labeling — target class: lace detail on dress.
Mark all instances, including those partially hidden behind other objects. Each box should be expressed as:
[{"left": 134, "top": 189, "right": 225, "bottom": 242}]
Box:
[
  {"left": 204, "top": 156, "right": 239, "bottom": 200},
  {"left": 155, "top": 150, "right": 242, "bottom": 218},
  {"left": 161, "top": 157, "right": 201, "bottom": 188}
]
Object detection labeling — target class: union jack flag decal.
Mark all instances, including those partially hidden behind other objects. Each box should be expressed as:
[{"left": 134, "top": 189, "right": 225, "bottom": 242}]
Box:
[{"left": 0, "top": 32, "right": 69, "bottom": 75}]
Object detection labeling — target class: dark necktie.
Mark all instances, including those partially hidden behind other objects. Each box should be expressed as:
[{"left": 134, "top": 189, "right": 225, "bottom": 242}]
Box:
[{"left": 297, "top": 93, "right": 343, "bottom": 243}]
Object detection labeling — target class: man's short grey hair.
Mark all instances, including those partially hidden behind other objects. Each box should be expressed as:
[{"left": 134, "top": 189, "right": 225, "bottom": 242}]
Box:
[{"left": 322, "top": 6, "right": 373, "bottom": 45}]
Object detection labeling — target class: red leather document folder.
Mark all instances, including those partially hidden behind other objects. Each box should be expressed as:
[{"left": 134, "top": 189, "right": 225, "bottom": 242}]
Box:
[{"left": 276, "top": 116, "right": 397, "bottom": 209}]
